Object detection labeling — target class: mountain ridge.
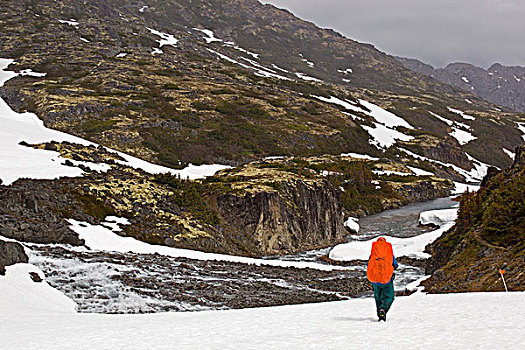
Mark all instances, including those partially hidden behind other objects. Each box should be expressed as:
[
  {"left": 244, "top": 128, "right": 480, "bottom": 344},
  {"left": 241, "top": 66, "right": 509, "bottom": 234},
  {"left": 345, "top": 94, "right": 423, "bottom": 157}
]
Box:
[{"left": 397, "top": 56, "right": 525, "bottom": 113}]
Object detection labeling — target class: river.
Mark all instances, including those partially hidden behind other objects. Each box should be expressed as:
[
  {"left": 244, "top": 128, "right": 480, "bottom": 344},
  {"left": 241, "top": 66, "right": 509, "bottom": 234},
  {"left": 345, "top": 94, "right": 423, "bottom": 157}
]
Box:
[{"left": 273, "top": 196, "right": 459, "bottom": 291}]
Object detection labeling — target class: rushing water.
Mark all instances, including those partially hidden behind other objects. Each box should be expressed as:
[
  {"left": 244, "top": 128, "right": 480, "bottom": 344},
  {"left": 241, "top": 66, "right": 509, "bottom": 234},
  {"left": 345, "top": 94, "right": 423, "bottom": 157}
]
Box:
[{"left": 274, "top": 197, "right": 459, "bottom": 291}]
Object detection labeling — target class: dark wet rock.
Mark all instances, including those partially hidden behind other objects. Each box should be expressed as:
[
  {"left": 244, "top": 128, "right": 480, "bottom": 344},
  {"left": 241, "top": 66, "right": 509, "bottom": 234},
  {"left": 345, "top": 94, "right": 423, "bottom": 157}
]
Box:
[
  {"left": 30, "top": 245, "right": 369, "bottom": 313},
  {"left": 29, "top": 271, "right": 43, "bottom": 282},
  {"left": 0, "top": 240, "right": 28, "bottom": 275}
]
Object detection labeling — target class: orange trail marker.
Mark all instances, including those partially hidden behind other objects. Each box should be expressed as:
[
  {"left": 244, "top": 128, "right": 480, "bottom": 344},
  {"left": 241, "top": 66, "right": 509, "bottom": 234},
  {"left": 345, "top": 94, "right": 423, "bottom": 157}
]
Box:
[{"left": 499, "top": 270, "right": 508, "bottom": 292}]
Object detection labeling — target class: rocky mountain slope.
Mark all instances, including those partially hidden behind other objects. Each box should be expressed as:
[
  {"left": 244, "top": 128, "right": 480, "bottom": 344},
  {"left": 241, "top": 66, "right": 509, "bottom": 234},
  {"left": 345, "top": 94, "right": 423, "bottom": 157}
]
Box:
[
  {"left": 0, "top": 0, "right": 523, "bottom": 259},
  {"left": 424, "top": 145, "right": 525, "bottom": 292},
  {"left": 397, "top": 57, "right": 525, "bottom": 114},
  {"left": 0, "top": 0, "right": 523, "bottom": 172}
]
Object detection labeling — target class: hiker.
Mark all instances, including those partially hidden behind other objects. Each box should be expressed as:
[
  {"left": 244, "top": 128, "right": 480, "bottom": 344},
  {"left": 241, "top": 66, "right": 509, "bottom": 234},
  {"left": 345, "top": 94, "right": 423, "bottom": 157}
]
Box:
[{"left": 367, "top": 237, "right": 398, "bottom": 322}]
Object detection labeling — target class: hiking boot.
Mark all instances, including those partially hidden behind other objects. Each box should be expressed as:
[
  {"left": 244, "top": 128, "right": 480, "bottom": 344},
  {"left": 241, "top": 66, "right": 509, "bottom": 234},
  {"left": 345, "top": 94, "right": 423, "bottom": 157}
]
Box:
[{"left": 378, "top": 309, "right": 386, "bottom": 322}]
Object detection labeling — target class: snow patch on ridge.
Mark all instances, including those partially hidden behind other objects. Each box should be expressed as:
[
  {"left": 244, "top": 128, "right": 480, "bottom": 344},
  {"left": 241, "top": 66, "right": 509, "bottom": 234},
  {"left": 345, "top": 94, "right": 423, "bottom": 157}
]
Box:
[
  {"left": 313, "top": 96, "right": 414, "bottom": 149},
  {"left": 503, "top": 148, "right": 516, "bottom": 160},
  {"left": 399, "top": 148, "right": 489, "bottom": 183},
  {"left": 448, "top": 107, "right": 476, "bottom": 120},
  {"left": 517, "top": 122, "right": 525, "bottom": 141},
  {"left": 147, "top": 28, "right": 179, "bottom": 47}
]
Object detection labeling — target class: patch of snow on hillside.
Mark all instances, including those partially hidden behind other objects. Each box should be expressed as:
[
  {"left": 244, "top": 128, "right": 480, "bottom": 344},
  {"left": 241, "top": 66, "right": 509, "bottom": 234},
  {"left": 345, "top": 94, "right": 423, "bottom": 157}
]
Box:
[
  {"left": 373, "top": 170, "right": 411, "bottom": 176},
  {"left": 362, "top": 122, "right": 414, "bottom": 149},
  {"left": 69, "top": 219, "right": 346, "bottom": 271},
  {"left": 193, "top": 28, "right": 222, "bottom": 43},
  {"left": 503, "top": 148, "right": 516, "bottom": 160},
  {"left": 429, "top": 111, "right": 453, "bottom": 126},
  {"left": 139, "top": 5, "right": 148, "bottom": 12},
  {"left": 450, "top": 127, "right": 477, "bottom": 145},
  {"left": 225, "top": 43, "right": 259, "bottom": 59},
  {"left": 295, "top": 72, "right": 321, "bottom": 82},
  {"left": 517, "top": 122, "right": 525, "bottom": 141},
  {"left": 300, "top": 55, "right": 315, "bottom": 68},
  {"left": 360, "top": 100, "right": 413, "bottom": 129},
  {"left": 399, "top": 148, "right": 488, "bottom": 183},
  {"left": 448, "top": 107, "right": 476, "bottom": 120},
  {"left": 151, "top": 48, "right": 162, "bottom": 55},
  {"left": 461, "top": 76, "right": 469, "bottom": 83},
  {"left": 271, "top": 64, "right": 289, "bottom": 73},
  {"left": 147, "top": 28, "right": 179, "bottom": 47},
  {"left": 338, "top": 68, "right": 353, "bottom": 74},
  {"left": 80, "top": 37, "right": 90, "bottom": 43},
  {"left": 340, "top": 152, "right": 379, "bottom": 161},
  {"left": 316, "top": 97, "right": 414, "bottom": 149},
  {"left": 0, "top": 264, "right": 77, "bottom": 315},
  {"left": 419, "top": 209, "right": 458, "bottom": 226},
  {"left": 116, "top": 53, "right": 127, "bottom": 58},
  {"left": 207, "top": 48, "right": 238, "bottom": 64},
  {"left": 58, "top": 19, "right": 79, "bottom": 27},
  {"left": 407, "top": 166, "right": 434, "bottom": 176},
  {"left": 312, "top": 95, "right": 364, "bottom": 114},
  {"left": 464, "top": 99, "right": 472, "bottom": 104},
  {"left": 207, "top": 50, "right": 289, "bottom": 80}
]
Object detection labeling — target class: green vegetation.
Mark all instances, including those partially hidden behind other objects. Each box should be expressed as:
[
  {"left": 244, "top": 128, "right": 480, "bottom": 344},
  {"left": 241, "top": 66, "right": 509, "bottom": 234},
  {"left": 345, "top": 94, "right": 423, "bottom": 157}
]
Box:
[
  {"left": 78, "top": 119, "right": 117, "bottom": 135},
  {"left": 457, "top": 166, "right": 525, "bottom": 247},
  {"left": 153, "top": 173, "right": 220, "bottom": 225},
  {"left": 77, "top": 195, "right": 118, "bottom": 220}
]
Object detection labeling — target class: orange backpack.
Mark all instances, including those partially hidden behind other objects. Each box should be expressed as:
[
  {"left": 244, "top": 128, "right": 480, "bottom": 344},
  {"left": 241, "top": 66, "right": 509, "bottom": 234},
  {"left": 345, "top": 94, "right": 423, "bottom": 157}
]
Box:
[{"left": 366, "top": 238, "right": 394, "bottom": 284}]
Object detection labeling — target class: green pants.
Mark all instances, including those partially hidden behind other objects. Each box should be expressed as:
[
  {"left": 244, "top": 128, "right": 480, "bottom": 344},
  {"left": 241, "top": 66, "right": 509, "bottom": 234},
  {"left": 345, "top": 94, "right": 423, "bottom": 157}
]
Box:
[{"left": 373, "top": 280, "right": 395, "bottom": 316}]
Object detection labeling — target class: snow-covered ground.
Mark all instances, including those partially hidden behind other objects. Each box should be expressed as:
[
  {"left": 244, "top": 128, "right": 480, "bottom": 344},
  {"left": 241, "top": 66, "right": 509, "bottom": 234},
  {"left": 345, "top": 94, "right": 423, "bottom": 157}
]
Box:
[
  {"left": 399, "top": 148, "right": 489, "bottom": 183},
  {"left": 1, "top": 263, "right": 523, "bottom": 350},
  {"left": 68, "top": 218, "right": 347, "bottom": 271},
  {"left": 344, "top": 217, "right": 360, "bottom": 233},
  {"left": 419, "top": 209, "right": 458, "bottom": 226},
  {"left": 329, "top": 220, "right": 455, "bottom": 260},
  {"left": 447, "top": 107, "right": 476, "bottom": 120},
  {"left": 313, "top": 95, "right": 414, "bottom": 149},
  {"left": 330, "top": 205, "right": 459, "bottom": 261}
]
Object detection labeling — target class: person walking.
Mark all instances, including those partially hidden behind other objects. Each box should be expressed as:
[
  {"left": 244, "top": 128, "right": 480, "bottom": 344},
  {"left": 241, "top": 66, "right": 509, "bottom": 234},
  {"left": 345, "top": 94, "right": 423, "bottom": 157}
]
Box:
[{"left": 367, "top": 237, "right": 398, "bottom": 322}]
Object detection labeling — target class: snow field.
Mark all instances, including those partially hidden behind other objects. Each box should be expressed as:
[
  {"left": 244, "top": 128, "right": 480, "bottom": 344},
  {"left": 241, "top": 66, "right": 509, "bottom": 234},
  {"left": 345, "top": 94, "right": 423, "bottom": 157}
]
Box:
[
  {"left": 68, "top": 218, "right": 349, "bottom": 271},
  {"left": 418, "top": 208, "right": 458, "bottom": 226},
  {"left": 0, "top": 264, "right": 77, "bottom": 315},
  {"left": 1, "top": 272, "right": 523, "bottom": 350},
  {"left": 313, "top": 95, "right": 414, "bottom": 149}
]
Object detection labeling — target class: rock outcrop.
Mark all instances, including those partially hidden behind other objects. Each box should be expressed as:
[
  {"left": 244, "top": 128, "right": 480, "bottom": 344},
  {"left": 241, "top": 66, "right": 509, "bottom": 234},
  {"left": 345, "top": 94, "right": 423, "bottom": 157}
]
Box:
[
  {"left": 0, "top": 185, "right": 85, "bottom": 246},
  {"left": 217, "top": 179, "right": 345, "bottom": 255},
  {"left": 0, "top": 240, "right": 28, "bottom": 275}
]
